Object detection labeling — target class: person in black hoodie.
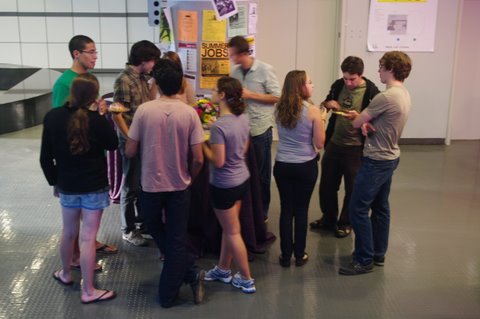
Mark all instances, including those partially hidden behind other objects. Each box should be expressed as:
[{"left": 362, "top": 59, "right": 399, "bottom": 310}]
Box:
[
  {"left": 40, "top": 73, "right": 118, "bottom": 304},
  {"left": 310, "top": 56, "right": 380, "bottom": 238}
]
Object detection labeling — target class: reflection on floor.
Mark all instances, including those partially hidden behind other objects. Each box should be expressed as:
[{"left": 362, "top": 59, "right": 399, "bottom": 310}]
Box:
[{"left": 1, "top": 126, "right": 479, "bottom": 319}]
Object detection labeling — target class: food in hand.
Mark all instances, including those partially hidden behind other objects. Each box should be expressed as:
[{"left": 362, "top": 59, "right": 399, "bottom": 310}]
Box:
[{"left": 108, "top": 103, "right": 130, "bottom": 113}]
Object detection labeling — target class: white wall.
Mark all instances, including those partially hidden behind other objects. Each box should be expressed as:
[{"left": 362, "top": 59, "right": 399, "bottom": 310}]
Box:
[
  {"left": 1, "top": 0, "right": 477, "bottom": 141},
  {"left": 341, "top": 0, "right": 460, "bottom": 141},
  {"left": 0, "top": 0, "right": 156, "bottom": 69},
  {"left": 450, "top": 0, "right": 480, "bottom": 140},
  {"left": 256, "top": 0, "right": 340, "bottom": 104}
]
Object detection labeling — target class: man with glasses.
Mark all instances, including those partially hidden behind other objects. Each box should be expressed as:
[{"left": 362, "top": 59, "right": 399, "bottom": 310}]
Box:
[
  {"left": 339, "top": 51, "right": 412, "bottom": 275},
  {"left": 51, "top": 35, "right": 118, "bottom": 265},
  {"left": 310, "top": 56, "right": 380, "bottom": 238},
  {"left": 52, "top": 35, "right": 98, "bottom": 108}
]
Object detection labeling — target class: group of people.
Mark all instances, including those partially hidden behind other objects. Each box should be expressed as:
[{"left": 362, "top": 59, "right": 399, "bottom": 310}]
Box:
[{"left": 40, "top": 33, "right": 412, "bottom": 307}]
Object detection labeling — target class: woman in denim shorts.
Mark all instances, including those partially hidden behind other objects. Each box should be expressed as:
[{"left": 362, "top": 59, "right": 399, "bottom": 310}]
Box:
[
  {"left": 40, "top": 73, "right": 118, "bottom": 304},
  {"left": 202, "top": 77, "right": 256, "bottom": 294}
]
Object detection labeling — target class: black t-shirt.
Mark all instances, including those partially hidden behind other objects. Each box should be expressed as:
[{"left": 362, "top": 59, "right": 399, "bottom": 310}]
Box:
[{"left": 40, "top": 106, "right": 118, "bottom": 193}]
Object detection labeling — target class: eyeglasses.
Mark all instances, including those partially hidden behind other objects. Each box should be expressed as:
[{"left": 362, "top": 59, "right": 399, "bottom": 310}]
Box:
[{"left": 81, "top": 50, "right": 99, "bottom": 55}]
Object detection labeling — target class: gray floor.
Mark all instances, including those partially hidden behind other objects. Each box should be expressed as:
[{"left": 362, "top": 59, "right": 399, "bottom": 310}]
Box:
[{"left": 1, "top": 126, "right": 479, "bottom": 319}]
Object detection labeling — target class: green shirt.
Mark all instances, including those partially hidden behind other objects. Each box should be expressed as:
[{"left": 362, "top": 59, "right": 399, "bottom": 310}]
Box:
[
  {"left": 330, "top": 82, "right": 366, "bottom": 146},
  {"left": 52, "top": 69, "right": 78, "bottom": 108}
]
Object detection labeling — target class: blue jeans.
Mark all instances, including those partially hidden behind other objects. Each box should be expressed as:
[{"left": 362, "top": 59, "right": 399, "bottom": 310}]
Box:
[
  {"left": 349, "top": 157, "right": 399, "bottom": 265},
  {"left": 251, "top": 127, "right": 273, "bottom": 218},
  {"left": 140, "top": 188, "right": 197, "bottom": 307},
  {"left": 118, "top": 134, "right": 142, "bottom": 233}
]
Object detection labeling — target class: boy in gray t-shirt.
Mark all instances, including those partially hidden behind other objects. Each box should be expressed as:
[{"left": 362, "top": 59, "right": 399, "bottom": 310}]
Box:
[{"left": 339, "top": 51, "right": 412, "bottom": 276}]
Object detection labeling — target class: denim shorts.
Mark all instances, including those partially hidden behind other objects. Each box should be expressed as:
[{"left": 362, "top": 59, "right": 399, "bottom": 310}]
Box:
[{"left": 59, "top": 190, "right": 110, "bottom": 210}]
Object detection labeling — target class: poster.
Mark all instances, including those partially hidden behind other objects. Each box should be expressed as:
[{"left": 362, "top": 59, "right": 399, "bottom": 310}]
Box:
[
  {"left": 248, "top": 3, "right": 257, "bottom": 34},
  {"left": 159, "top": 7, "right": 174, "bottom": 53},
  {"left": 367, "top": 0, "right": 438, "bottom": 52},
  {"left": 202, "top": 10, "right": 227, "bottom": 41},
  {"left": 178, "top": 43, "right": 198, "bottom": 73},
  {"left": 245, "top": 35, "right": 255, "bottom": 57},
  {"left": 200, "top": 42, "right": 230, "bottom": 89},
  {"left": 177, "top": 10, "right": 198, "bottom": 43},
  {"left": 227, "top": 4, "right": 248, "bottom": 37},
  {"left": 210, "top": 0, "right": 238, "bottom": 20}
]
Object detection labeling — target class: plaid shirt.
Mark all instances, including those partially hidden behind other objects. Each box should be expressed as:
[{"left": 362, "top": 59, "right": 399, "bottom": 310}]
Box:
[{"left": 113, "top": 65, "right": 151, "bottom": 127}]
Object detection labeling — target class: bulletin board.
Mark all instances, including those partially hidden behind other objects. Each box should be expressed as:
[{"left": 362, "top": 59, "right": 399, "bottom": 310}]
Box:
[{"left": 164, "top": 0, "right": 259, "bottom": 97}]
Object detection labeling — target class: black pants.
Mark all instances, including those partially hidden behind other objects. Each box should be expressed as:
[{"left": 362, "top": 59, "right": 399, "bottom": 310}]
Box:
[
  {"left": 251, "top": 127, "right": 273, "bottom": 218},
  {"left": 141, "top": 188, "right": 197, "bottom": 307},
  {"left": 274, "top": 156, "right": 318, "bottom": 259},
  {"left": 319, "top": 143, "right": 363, "bottom": 226}
]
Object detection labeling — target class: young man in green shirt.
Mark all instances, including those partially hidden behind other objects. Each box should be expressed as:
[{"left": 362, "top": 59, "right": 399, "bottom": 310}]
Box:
[
  {"left": 51, "top": 35, "right": 117, "bottom": 262},
  {"left": 52, "top": 35, "right": 98, "bottom": 108}
]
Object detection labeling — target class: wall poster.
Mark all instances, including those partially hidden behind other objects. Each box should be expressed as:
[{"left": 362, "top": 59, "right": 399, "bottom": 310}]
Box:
[
  {"left": 200, "top": 41, "right": 230, "bottom": 89},
  {"left": 367, "top": 0, "right": 438, "bottom": 52},
  {"left": 177, "top": 10, "right": 198, "bottom": 43},
  {"left": 210, "top": 0, "right": 238, "bottom": 20}
]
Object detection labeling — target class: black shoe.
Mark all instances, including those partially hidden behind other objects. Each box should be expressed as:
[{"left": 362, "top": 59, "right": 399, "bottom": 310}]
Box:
[
  {"left": 279, "top": 255, "right": 291, "bottom": 267},
  {"left": 339, "top": 261, "right": 373, "bottom": 276},
  {"left": 335, "top": 225, "right": 352, "bottom": 238},
  {"left": 309, "top": 218, "right": 335, "bottom": 230},
  {"left": 373, "top": 256, "right": 385, "bottom": 266},
  {"left": 295, "top": 253, "right": 309, "bottom": 267},
  {"left": 191, "top": 270, "right": 205, "bottom": 304}
]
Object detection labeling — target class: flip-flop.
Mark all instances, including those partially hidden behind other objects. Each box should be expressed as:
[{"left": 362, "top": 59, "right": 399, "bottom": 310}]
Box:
[
  {"left": 52, "top": 270, "right": 74, "bottom": 286},
  {"left": 96, "top": 243, "right": 118, "bottom": 254},
  {"left": 71, "top": 263, "right": 103, "bottom": 272},
  {"left": 81, "top": 290, "right": 117, "bottom": 304}
]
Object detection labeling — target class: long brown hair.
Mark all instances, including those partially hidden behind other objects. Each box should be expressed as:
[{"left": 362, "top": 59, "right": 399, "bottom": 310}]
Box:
[
  {"left": 217, "top": 76, "right": 245, "bottom": 115},
  {"left": 67, "top": 73, "right": 99, "bottom": 155},
  {"left": 276, "top": 70, "right": 307, "bottom": 129}
]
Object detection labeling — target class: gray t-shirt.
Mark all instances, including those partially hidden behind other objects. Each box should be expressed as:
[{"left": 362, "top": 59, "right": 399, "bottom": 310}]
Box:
[
  {"left": 209, "top": 114, "right": 250, "bottom": 188},
  {"left": 363, "top": 85, "right": 411, "bottom": 160}
]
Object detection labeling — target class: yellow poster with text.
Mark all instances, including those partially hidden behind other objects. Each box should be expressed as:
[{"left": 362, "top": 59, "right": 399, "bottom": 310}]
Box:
[
  {"left": 200, "top": 42, "right": 230, "bottom": 89},
  {"left": 202, "top": 10, "right": 227, "bottom": 41}
]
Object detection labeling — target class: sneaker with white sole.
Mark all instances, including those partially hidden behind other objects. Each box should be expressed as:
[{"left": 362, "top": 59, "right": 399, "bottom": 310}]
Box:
[
  {"left": 122, "top": 230, "right": 147, "bottom": 246},
  {"left": 231, "top": 272, "right": 256, "bottom": 294},
  {"left": 204, "top": 265, "right": 232, "bottom": 283}
]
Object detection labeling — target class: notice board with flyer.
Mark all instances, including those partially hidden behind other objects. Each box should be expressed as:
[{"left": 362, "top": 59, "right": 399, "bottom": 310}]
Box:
[{"left": 164, "top": 0, "right": 259, "bottom": 95}]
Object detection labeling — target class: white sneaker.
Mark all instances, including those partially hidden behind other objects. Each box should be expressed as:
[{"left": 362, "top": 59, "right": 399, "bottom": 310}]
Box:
[
  {"left": 204, "top": 265, "right": 232, "bottom": 283},
  {"left": 231, "top": 272, "right": 256, "bottom": 293},
  {"left": 122, "top": 230, "right": 147, "bottom": 246}
]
